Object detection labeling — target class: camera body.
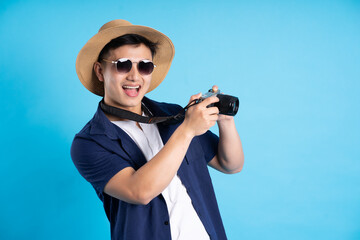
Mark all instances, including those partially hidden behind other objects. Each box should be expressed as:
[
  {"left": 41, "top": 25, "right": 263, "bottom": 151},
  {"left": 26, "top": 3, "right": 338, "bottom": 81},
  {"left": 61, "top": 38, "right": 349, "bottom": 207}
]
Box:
[{"left": 197, "top": 89, "right": 239, "bottom": 116}]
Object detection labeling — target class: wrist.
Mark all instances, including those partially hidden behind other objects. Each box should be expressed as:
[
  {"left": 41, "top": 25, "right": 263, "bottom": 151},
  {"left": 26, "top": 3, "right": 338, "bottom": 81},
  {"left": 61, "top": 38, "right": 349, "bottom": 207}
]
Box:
[
  {"left": 178, "top": 122, "right": 196, "bottom": 140},
  {"left": 217, "top": 115, "right": 235, "bottom": 126}
]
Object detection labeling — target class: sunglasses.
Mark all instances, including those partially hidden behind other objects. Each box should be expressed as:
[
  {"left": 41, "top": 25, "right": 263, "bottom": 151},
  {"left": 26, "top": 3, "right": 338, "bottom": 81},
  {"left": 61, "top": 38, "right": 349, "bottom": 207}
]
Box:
[{"left": 102, "top": 58, "right": 156, "bottom": 75}]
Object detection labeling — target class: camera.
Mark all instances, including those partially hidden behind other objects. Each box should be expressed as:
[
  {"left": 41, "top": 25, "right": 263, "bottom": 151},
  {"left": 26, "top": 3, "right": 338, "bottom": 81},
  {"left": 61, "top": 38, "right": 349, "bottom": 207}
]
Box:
[{"left": 197, "top": 89, "right": 239, "bottom": 116}]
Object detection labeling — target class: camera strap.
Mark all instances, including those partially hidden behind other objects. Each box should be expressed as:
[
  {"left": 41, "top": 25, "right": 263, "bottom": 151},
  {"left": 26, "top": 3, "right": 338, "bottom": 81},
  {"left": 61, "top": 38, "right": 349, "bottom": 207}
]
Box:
[{"left": 100, "top": 99, "right": 198, "bottom": 124}]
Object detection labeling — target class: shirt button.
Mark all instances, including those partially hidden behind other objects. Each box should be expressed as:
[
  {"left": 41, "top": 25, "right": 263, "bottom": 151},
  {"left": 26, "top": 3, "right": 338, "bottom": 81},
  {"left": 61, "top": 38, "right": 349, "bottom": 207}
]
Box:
[{"left": 164, "top": 221, "right": 169, "bottom": 225}]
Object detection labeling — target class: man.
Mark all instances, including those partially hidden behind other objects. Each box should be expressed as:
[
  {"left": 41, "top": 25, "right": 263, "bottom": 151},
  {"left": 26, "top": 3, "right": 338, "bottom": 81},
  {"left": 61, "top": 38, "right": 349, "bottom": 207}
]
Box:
[{"left": 71, "top": 19, "right": 244, "bottom": 240}]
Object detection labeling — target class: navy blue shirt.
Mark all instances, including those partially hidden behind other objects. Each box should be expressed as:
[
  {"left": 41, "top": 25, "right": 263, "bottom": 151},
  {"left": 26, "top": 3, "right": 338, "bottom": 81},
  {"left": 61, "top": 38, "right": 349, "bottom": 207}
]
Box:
[{"left": 71, "top": 97, "right": 227, "bottom": 240}]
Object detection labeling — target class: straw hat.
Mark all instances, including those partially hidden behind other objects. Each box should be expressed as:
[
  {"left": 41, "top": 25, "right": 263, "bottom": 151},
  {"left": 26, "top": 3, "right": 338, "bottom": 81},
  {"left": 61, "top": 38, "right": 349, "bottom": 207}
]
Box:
[{"left": 76, "top": 19, "right": 175, "bottom": 96}]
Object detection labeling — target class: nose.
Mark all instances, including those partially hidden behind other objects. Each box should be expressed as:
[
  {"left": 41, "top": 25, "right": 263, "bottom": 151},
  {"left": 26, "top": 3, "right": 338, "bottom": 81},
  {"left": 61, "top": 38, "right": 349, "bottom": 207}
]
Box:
[{"left": 126, "top": 63, "right": 141, "bottom": 82}]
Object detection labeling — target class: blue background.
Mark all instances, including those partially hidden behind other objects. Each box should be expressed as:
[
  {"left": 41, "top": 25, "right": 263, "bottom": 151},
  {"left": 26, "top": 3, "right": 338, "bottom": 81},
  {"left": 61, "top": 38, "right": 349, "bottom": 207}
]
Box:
[{"left": 1, "top": 0, "right": 359, "bottom": 239}]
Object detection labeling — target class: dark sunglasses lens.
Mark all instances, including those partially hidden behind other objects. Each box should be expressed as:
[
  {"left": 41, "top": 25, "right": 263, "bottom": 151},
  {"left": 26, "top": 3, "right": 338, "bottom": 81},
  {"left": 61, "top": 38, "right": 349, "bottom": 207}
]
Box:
[
  {"left": 138, "top": 61, "right": 154, "bottom": 75},
  {"left": 116, "top": 60, "right": 132, "bottom": 73}
]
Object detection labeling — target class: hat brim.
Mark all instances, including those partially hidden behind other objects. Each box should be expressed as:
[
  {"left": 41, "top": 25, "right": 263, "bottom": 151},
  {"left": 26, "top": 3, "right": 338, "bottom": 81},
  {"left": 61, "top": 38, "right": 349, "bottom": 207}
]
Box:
[{"left": 76, "top": 24, "right": 174, "bottom": 96}]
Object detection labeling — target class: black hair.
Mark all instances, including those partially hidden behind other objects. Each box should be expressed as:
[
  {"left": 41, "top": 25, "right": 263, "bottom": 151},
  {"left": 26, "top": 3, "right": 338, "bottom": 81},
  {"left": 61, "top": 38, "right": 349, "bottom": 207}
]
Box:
[{"left": 97, "top": 34, "right": 158, "bottom": 62}]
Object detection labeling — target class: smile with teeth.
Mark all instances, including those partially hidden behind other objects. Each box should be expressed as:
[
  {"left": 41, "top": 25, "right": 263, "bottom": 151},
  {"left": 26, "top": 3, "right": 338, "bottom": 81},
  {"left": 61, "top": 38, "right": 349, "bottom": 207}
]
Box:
[
  {"left": 122, "top": 85, "right": 141, "bottom": 97},
  {"left": 123, "top": 85, "right": 140, "bottom": 90}
]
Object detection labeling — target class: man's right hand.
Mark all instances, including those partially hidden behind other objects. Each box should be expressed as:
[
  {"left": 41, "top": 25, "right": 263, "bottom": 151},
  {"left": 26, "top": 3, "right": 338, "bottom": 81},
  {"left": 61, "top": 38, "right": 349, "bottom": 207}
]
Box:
[{"left": 182, "top": 93, "right": 220, "bottom": 137}]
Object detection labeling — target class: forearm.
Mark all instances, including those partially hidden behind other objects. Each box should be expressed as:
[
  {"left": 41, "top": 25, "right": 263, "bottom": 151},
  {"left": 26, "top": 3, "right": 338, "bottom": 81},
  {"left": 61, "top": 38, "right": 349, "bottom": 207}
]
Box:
[
  {"left": 129, "top": 123, "right": 193, "bottom": 203},
  {"left": 217, "top": 118, "right": 244, "bottom": 173}
]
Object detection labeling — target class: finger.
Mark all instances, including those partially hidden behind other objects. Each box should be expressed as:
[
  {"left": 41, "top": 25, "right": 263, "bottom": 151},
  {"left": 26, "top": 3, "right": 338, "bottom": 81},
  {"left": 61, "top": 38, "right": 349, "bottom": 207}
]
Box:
[
  {"left": 189, "top": 93, "right": 202, "bottom": 103},
  {"left": 208, "top": 114, "right": 219, "bottom": 122},
  {"left": 212, "top": 85, "right": 219, "bottom": 92},
  {"left": 205, "top": 106, "right": 220, "bottom": 115},
  {"left": 200, "top": 96, "right": 219, "bottom": 106}
]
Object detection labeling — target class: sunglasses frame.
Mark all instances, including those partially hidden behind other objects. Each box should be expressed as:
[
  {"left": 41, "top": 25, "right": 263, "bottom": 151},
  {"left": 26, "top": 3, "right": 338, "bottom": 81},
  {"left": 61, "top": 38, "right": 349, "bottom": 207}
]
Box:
[{"left": 102, "top": 58, "right": 156, "bottom": 75}]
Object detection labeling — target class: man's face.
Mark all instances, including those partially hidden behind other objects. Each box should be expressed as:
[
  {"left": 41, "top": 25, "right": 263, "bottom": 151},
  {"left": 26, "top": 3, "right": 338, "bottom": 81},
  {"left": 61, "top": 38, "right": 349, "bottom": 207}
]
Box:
[{"left": 98, "top": 43, "right": 153, "bottom": 114}]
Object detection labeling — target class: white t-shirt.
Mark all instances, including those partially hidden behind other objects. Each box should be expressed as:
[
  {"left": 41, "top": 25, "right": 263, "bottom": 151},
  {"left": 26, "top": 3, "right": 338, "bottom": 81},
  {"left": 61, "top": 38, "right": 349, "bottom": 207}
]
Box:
[{"left": 112, "top": 119, "right": 210, "bottom": 240}]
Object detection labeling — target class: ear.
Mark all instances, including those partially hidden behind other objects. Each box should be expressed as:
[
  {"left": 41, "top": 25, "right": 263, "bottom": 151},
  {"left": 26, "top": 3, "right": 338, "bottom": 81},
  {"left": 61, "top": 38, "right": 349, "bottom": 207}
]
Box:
[{"left": 94, "top": 62, "right": 105, "bottom": 82}]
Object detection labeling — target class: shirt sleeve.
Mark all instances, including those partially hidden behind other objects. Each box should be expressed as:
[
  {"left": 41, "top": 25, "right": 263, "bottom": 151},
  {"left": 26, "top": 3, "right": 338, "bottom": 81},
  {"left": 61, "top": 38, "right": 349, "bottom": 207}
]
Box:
[
  {"left": 197, "top": 130, "right": 219, "bottom": 163},
  {"left": 70, "top": 135, "right": 132, "bottom": 195}
]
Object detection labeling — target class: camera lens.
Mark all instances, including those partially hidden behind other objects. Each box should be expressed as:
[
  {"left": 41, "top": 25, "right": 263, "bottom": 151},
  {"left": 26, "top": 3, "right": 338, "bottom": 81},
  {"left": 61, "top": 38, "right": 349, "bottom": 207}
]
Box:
[
  {"left": 217, "top": 94, "right": 239, "bottom": 116},
  {"left": 230, "top": 98, "right": 239, "bottom": 116}
]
